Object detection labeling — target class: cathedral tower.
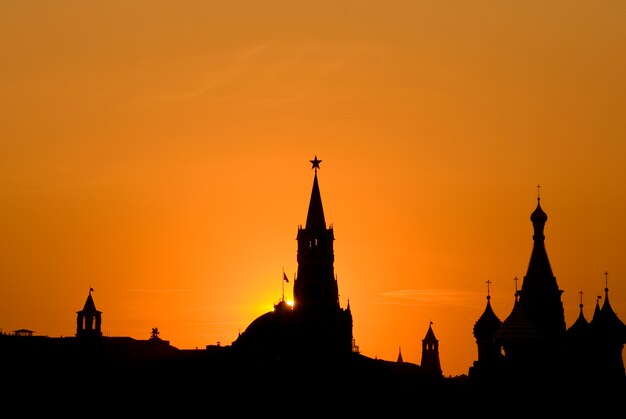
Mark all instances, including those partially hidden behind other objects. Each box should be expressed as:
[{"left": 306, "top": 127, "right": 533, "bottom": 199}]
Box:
[{"left": 518, "top": 192, "right": 566, "bottom": 343}]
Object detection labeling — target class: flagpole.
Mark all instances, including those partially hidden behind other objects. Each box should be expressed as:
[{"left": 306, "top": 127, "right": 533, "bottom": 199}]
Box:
[{"left": 282, "top": 267, "right": 285, "bottom": 302}]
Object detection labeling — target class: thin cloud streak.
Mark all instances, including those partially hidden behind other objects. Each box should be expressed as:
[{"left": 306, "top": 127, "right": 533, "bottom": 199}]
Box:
[
  {"left": 123, "top": 41, "right": 375, "bottom": 112},
  {"left": 379, "top": 289, "right": 487, "bottom": 309},
  {"left": 122, "top": 43, "right": 272, "bottom": 111},
  {"left": 23, "top": 179, "right": 112, "bottom": 193},
  {"left": 126, "top": 288, "right": 197, "bottom": 293}
]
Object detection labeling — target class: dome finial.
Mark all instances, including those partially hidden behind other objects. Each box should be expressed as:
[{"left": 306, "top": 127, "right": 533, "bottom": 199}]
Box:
[
  {"left": 579, "top": 290, "right": 584, "bottom": 309},
  {"left": 530, "top": 186, "right": 548, "bottom": 225},
  {"left": 485, "top": 279, "right": 492, "bottom": 301}
]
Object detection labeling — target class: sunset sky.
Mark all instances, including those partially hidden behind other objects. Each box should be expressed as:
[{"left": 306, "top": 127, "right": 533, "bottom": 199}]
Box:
[{"left": 2, "top": 1, "right": 626, "bottom": 377}]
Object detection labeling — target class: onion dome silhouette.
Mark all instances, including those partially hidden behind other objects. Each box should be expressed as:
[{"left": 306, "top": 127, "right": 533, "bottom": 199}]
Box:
[
  {"left": 530, "top": 196, "right": 548, "bottom": 224},
  {"left": 473, "top": 283, "right": 502, "bottom": 341},
  {"left": 496, "top": 292, "right": 540, "bottom": 344},
  {"left": 524, "top": 194, "right": 556, "bottom": 281},
  {"left": 590, "top": 274, "right": 626, "bottom": 343},
  {"left": 566, "top": 291, "right": 590, "bottom": 340},
  {"left": 587, "top": 273, "right": 626, "bottom": 380}
]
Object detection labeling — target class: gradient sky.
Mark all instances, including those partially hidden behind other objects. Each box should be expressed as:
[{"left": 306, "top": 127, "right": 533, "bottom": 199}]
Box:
[{"left": 2, "top": 1, "right": 626, "bottom": 377}]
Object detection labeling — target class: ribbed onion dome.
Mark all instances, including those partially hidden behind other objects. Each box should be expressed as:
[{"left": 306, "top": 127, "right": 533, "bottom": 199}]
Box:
[
  {"left": 530, "top": 198, "right": 548, "bottom": 224},
  {"left": 495, "top": 294, "right": 540, "bottom": 344},
  {"left": 473, "top": 296, "right": 502, "bottom": 340}
]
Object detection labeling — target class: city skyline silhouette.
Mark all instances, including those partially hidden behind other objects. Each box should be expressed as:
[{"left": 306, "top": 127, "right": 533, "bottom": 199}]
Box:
[
  {"left": 3, "top": 1, "right": 626, "bottom": 382},
  {"left": 3, "top": 156, "right": 624, "bottom": 413},
  {"left": 0, "top": 155, "right": 626, "bottom": 394}
]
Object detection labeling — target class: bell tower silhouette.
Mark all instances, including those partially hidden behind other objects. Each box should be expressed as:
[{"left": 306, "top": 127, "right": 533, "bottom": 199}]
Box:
[{"left": 76, "top": 288, "right": 102, "bottom": 337}]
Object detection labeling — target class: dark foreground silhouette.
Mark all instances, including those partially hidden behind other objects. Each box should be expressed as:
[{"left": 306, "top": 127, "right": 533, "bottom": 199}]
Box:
[
  {"left": 2, "top": 334, "right": 624, "bottom": 415},
  {"left": 3, "top": 160, "right": 625, "bottom": 414}
]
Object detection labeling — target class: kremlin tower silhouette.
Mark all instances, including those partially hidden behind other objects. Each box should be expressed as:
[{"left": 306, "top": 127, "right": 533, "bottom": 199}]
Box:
[
  {"left": 420, "top": 321, "right": 442, "bottom": 376},
  {"left": 232, "top": 156, "right": 353, "bottom": 360},
  {"left": 76, "top": 288, "right": 102, "bottom": 338}
]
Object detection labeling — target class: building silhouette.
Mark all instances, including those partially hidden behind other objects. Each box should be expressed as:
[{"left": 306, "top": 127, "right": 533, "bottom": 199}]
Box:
[
  {"left": 76, "top": 287, "right": 102, "bottom": 337},
  {"left": 2, "top": 158, "right": 626, "bottom": 411},
  {"left": 231, "top": 155, "right": 353, "bottom": 360},
  {"left": 470, "top": 194, "right": 626, "bottom": 388},
  {"left": 420, "top": 321, "right": 442, "bottom": 377}
]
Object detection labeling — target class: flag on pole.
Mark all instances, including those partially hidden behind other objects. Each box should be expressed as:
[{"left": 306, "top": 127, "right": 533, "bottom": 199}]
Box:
[
  {"left": 283, "top": 272, "right": 289, "bottom": 283},
  {"left": 90, "top": 287, "right": 94, "bottom": 292}
]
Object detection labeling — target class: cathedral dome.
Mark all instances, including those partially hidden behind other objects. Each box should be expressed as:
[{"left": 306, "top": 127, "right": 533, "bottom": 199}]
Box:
[
  {"left": 530, "top": 198, "right": 548, "bottom": 224},
  {"left": 473, "top": 297, "right": 502, "bottom": 340},
  {"left": 567, "top": 299, "right": 590, "bottom": 340},
  {"left": 495, "top": 296, "right": 540, "bottom": 344}
]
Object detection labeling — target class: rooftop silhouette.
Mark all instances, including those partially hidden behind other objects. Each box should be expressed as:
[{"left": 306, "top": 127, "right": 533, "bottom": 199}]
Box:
[{"left": 1, "top": 157, "right": 625, "bottom": 412}]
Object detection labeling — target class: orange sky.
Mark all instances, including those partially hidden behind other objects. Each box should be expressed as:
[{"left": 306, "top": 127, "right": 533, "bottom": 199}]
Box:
[{"left": 2, "top": 1, "right": 626, "bottom": 377}]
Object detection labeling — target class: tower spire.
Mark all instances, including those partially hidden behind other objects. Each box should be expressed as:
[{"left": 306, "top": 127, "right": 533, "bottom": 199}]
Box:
[
  {"left": 294, "top": 155, "right": 340, "bottom": 314},
  {"left": 305, "top": 156, "right": 326, "bottom": 231}
]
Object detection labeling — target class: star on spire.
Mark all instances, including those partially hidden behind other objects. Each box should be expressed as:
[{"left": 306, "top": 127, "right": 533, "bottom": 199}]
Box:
[{"left": 310, "top": 155, "right": 322, "bottom": 171}]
